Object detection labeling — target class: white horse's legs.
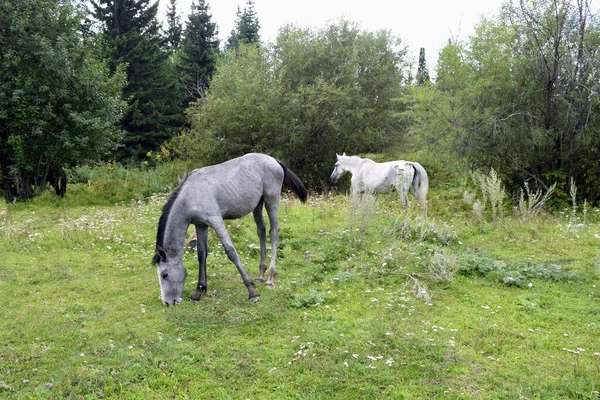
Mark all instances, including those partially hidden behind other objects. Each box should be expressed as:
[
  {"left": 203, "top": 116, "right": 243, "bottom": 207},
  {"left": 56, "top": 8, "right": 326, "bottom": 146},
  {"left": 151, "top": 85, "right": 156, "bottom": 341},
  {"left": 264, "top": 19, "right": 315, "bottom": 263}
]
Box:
[{"left": 394, "top": 166, "right": 412, "bottom": 207}]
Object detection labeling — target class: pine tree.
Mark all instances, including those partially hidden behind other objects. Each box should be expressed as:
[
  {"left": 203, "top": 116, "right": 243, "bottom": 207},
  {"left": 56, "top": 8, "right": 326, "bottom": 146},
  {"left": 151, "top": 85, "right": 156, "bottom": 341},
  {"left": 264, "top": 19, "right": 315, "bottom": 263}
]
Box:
[
  {"left": 178, "top": 0, "right": 220, "bottom": 105},
  {"left": 416, "top": 47, "right": 430, "bottom": 85},
  {"left": 225, "top": 0, "right": 260, "bottom": 51},
  {"left": 165, "top": 0, "right": 182, "bottom": 52},
  {"left": 91, "top": 0, "right": 184, "bottom": 161}
]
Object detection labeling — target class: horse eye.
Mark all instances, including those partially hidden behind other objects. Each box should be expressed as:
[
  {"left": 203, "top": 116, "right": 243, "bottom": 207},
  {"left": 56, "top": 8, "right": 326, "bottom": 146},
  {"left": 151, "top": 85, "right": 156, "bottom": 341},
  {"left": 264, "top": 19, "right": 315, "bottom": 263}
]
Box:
[{"left": 161, "top": 272, "right": 169, "bottom": 279}]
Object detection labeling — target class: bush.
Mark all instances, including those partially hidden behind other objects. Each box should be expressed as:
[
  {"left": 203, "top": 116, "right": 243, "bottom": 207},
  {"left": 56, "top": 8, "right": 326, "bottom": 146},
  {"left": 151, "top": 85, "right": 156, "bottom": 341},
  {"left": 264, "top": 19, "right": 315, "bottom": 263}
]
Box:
[
  {"left": 33, "top": 161, "right": 192, "bottom": 206},
  {"left": 457, "top": 253, "right": 576, "bottom": 287}
]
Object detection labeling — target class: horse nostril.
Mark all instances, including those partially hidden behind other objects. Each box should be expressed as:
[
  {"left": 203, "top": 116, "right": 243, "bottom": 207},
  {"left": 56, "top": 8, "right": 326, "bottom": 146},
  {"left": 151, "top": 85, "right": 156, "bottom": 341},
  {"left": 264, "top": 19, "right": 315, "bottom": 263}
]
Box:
[{"left": 161, "top": 272, "right": 168, "bottom": 279}]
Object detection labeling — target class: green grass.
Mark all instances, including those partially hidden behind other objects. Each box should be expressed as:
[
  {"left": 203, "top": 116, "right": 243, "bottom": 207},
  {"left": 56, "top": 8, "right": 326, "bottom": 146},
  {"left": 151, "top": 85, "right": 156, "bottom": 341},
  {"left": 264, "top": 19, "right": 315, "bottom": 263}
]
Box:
[{"left": 1, "top": 182, "right": 599, "bottom": 399}]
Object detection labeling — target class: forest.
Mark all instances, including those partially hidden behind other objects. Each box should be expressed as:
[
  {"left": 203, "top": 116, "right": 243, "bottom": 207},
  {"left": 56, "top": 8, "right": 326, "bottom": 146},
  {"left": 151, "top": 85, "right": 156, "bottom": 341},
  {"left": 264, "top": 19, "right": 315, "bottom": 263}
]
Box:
[{"left": 1, "top": 0, "right": 599, "bottom": 204}]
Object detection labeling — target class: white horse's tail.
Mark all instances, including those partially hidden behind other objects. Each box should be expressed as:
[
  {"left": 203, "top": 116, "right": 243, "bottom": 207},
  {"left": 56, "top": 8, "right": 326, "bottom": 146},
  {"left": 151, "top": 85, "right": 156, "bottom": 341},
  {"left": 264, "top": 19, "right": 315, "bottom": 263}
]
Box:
[{"left": 410, "top": 163, "right": 429, "bottom": 211}]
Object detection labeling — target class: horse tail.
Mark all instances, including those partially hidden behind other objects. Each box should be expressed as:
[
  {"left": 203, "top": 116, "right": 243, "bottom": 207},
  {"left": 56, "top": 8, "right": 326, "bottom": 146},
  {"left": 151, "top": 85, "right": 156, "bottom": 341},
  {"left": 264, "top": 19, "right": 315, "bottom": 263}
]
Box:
[
  {"left": 410, "top": 163, "right": 429, "bottom": 210},
  {"left": 277, "top": 160, "right": 307, "bottom": 203}
]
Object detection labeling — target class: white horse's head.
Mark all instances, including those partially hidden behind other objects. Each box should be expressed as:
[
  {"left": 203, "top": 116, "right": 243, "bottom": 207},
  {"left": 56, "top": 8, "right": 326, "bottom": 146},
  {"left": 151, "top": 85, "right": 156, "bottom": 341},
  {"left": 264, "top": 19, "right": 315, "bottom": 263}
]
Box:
[
  {"left": 330, "top": 153, "right": 349, "bottom": 183},
  {"left": 153, "top": 246, "right": 187, "bottom": 305}
]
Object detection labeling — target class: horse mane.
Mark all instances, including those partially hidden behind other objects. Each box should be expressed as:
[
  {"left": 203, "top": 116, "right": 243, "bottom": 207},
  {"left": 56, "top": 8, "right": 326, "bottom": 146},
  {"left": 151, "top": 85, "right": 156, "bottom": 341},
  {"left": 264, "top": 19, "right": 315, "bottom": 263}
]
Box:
[
  {"left": 339, "top": 154, "right": 368, "bottom": 168},
  {"left": 152, "top": 173, "right": 191, "bottom": 265}
]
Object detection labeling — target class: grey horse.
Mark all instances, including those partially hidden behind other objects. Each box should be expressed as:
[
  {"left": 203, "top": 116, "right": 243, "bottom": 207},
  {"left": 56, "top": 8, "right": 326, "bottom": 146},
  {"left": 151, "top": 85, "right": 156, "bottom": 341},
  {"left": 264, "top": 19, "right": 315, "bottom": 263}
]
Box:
[{"left": 152, "top": 153, "right": 307, "bottom": 305}]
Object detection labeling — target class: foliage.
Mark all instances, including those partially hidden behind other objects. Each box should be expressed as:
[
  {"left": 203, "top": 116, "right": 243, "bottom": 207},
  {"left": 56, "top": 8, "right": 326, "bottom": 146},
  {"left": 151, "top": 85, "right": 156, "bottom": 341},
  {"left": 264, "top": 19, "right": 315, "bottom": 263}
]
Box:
[
  {"left": 58, "top": 161, "right": 190, "bottom": 206},
  {"left": 164, "top": 0, "right": 183, "bottom": 52},
  {"left": 458, "top": 254, "right": 576, "bottom": 287},
  {"left": 0, "top": 0, "right": 127, "bottom": 201},
  {"left": 177, "top": 0, "right": 220, "bottom": 106},
  {"left": 187, "top": 20, "right": 411, "bottom": 189},
  {"left": 415, "top": 47, "right": 430, "bottom": 85},
  {"left": 517, "top": 181, "right": 557, "bottom": 222},
  {"left": 91, "top": 0, "right": 185, "bottom": 162},
  {"left": 409, "top": 0, "right": 600, "bottom": 202},
  {"left": 187, "top": 44, "right": 282, "bottom": 164},
  {"left": 471, "top": 168, "right": 507, "bottom": 223},
  {"left": 384, "top": 211, "right": 458, "bottom": 245},
  {"left": 347, "top": 190, "right": 377, "bottom": 237},
  {"left": 226, "top": 0, "right": 260, "bottom": 51}
]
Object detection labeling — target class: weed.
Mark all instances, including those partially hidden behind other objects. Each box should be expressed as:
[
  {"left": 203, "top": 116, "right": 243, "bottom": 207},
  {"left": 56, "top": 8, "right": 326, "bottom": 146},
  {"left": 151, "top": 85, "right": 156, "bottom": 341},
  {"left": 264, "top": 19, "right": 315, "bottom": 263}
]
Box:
[
  {"left": 347, "top": 189, "right": 377, "bottom": 238},
  {"left": 458, "top": 254, "right": 575, "bottom": 287},
  {"left": 472, "top": 168, "right": 506, "bottom": 223},
  {"left": 405, "top": 275, "right": 432, "bottom": 305},
  {"left": 289, "top": 288, "right": 328, "bottom": 308},
  {"left": 423, "top": 247, "right": 457, "bottom": 283},
  {"left": 516, "top": 181, "right": 556, "bottom": 222},
  {"left": 384, "top": 212, "right": 457, "bottom": 245}
]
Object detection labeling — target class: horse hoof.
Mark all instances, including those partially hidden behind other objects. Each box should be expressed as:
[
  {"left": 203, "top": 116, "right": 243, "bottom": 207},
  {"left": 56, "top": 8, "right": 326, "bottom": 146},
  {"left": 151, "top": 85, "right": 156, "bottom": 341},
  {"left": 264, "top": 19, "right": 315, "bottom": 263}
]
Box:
[
  {"left": 266, "top": 282, "right": 275, "bottom": 289},
  {"left": 255, "top": 277, "right": 266, "bottom": 283},
  {"left": 190, "top": 292, "right": 202, "bottom": 302},
  {"left": 249, "top": 295, "right": 260, "bottom": 302}
]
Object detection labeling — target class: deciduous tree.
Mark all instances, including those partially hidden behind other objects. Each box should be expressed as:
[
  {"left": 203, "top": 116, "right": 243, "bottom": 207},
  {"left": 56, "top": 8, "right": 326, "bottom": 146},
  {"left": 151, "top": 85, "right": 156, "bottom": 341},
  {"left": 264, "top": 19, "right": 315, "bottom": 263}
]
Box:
[{"left": 0, "top": 0, "right": 126, "bottom": 200}]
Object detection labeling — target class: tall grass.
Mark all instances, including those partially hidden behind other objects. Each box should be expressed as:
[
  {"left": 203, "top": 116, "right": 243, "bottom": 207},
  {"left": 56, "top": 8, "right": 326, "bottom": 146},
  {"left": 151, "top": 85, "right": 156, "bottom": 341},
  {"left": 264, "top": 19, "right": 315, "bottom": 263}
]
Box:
[{"left": 30, "top": 161, "right": 192, "bottom": 207}]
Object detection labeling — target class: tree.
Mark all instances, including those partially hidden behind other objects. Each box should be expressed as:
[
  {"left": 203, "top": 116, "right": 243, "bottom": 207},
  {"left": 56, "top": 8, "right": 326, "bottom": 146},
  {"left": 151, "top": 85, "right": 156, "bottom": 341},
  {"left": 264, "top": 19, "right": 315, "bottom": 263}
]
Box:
[
  {"left": 0, "top": 0, "right": 126, "bottom": 201},
  {"left": 226, "top": 0, "right": 260, "bottom": 50},
  {"left": 91, "top": 0, "right": 184, "bottom": 162},
  {"left": 416, "top": 47, "right": 430, "bottom": 85},
  {"left": 188, "top": 20, "right": 411, "bottom": 188},
  {"left": 411, "top": 0, "right": 600, "bottom": 201},
  {"left": 177, "top": 0, "right": 220, "bottom": 105},
  {"left": 165, "top": 0, "right": 183, "bottom": 52}
]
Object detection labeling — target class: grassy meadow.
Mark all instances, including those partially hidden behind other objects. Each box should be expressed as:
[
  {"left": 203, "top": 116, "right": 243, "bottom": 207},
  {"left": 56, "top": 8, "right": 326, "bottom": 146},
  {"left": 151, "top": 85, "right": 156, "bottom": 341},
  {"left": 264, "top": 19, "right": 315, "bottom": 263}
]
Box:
[{"left": 1, "top": 165, "right": 599, "bottom": 399}]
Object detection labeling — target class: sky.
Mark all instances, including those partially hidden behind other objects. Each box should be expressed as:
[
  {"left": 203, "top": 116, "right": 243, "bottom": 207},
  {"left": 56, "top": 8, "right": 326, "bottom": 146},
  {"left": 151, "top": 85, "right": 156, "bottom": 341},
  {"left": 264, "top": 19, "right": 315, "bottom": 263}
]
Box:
[{"left": 159, "top": 0, "right": 505, "bottom": 71}]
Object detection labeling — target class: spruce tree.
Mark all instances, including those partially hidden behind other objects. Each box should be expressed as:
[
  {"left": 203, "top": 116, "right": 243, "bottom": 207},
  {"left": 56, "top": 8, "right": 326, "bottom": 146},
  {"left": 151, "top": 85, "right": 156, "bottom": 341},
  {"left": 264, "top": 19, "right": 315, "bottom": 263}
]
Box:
[
  {"left": 225, "top": 0, "right": 260, "bottom": 50},
  {"left": 178, "top": 0, "right": 220, "bottom": 105},
  {"left": 165, "top": 0, "right": 182, "bottom": 52},
  {"left": 416, "top": 47, "right": 430, "bottom": 85},
  {"left": 91, "top": 0, "right": 183, "bottom": 161}
]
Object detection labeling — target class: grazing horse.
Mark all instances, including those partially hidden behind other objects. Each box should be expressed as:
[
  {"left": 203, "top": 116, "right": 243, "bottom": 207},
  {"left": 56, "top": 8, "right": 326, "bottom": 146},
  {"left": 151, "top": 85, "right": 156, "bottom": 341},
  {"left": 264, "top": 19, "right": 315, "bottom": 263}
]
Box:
[
  {"left": 152, "top": 153, "right": 307, "bottom": 305},
  {"left": 330, "top": 153, "right": 428, "bottom": 210}
]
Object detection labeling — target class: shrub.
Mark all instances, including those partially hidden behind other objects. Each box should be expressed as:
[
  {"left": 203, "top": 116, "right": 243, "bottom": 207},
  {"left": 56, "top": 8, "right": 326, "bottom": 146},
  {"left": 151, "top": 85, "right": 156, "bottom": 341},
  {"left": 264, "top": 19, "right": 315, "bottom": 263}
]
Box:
[
  {"left": 423, "top": 247, "right": 457, "bottom": 282},
  {"left": 384, "top": 212, "right": 457, "bottom": 245}
]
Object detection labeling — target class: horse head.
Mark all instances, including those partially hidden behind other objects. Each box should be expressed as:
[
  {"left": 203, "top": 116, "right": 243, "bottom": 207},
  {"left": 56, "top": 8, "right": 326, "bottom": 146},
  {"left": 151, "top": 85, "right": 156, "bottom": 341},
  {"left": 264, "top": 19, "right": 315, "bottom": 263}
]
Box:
[
  {"left": 331, "top": 154, "right": 347, "bottom": 183},
  {"left": 153, "top": 246, "right": 188, "bottom": 305}
]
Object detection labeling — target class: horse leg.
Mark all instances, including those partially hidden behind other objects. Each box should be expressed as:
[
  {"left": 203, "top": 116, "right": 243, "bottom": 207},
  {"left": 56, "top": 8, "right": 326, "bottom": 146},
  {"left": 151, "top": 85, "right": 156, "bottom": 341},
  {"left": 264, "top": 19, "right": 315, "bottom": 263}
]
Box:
[
  {"left": 191, "top": 225, "right": 209, "bottom": 301},
  {"left": 264, "top": 198, "right": 280, "bottom": 288},
  {"left": 210, "top": 218, "right": 260, "bottom": 301},
  {"left": 252, "top": 200, "right": 268, "bottom": 283}
]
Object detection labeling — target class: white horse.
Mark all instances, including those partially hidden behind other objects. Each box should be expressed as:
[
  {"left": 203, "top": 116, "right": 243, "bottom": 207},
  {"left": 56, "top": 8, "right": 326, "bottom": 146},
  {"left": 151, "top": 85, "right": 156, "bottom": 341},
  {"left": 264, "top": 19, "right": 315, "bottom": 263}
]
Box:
[{"left": 330, "top": 153, "right": 429, "bottom": 210}]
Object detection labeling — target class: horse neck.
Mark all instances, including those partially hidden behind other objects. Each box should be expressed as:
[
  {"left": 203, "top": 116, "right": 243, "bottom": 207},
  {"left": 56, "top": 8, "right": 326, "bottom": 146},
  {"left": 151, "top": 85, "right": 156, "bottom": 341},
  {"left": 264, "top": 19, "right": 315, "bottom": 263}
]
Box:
[
  {"left": 162, "top": 199, "right": 190, "bottom": 259},
  {"left": 341, "top": 157, "right": 364, "bottom": 174}
]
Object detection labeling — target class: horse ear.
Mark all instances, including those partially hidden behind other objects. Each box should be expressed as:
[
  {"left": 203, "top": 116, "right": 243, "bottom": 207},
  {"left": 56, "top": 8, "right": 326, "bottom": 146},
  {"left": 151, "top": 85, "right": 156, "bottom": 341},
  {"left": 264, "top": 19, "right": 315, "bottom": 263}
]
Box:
[
  {"left": 152, "top": 246, "right": 167, "bottom": 265},
  {"left": 342, "top": 152, "right": 346, "bottom": 156}
]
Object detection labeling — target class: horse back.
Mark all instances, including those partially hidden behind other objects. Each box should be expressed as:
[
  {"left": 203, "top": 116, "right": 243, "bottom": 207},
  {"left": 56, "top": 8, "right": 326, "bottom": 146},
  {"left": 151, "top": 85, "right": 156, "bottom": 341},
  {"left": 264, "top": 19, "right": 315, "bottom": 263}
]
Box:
[{"left": 185, "top": 154, "right": 284, "bottom": 220}]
